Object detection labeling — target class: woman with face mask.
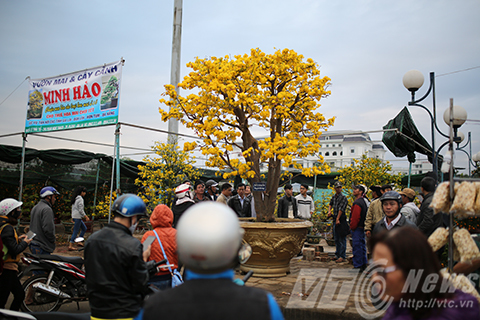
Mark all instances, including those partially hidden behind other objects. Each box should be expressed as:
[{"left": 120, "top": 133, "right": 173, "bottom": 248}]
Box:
[{"left": 0, "top": 198, "right": 33, "bottom": 310}]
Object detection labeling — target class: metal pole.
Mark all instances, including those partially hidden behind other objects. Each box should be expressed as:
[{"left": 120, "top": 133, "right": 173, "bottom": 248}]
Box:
[
  {"left": 115, "top": 124, "right": 121, "bottom": 192},
  {"left": 448, "top": 98, "right": 454, "bottom": 273},
  {"left": 92, "top": 159, "right": 101, "bottom": 219},
  {"left": 18, "top": 133, "right": 27, "bottom": 202},
  {"left": 468, "top": 132, "right": 472, "bottom": 176},
  {"left": 407, "top": 162, "right": 412, "bottom": 188},
  {"left": 108, "top": 129, "right": 117, "bottom": 224},
  {"left": 168, "top": 0, "right": 183, "bottom": 145}
]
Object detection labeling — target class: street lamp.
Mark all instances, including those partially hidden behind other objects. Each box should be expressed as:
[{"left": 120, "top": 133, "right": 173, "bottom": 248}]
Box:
[
  {"left": 403, "top": 70, "right": 449, "bottom": 178},
  {"left": 473, "top": 152, "right": 480, "bottom": 163},
  {"left": 432, "top": 104, "right": 468, "bottom": 176},
  {"left": 454, "top": 131, "right": 477, "bottom": 176}
]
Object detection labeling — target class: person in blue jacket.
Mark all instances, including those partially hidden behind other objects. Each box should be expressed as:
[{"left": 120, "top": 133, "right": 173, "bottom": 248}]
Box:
[{"left": 135, "top": 202, "right": 284, "bottom": 320}]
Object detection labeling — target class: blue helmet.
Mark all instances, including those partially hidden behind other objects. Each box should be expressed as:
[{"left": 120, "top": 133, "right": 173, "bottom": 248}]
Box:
[
  {"left": 40, "top": 186, "right": 60, "bottom": 198},
  {"left": 111, "top": 194, "right": 146, "bottom": 217}
]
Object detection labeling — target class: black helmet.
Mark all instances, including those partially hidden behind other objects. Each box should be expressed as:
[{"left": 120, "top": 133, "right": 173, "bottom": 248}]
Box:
[
  {"left": 205, "top": 180, "right": 218, "bottom": 188},
  {"left": 380, "top": 191, "right": 402, "bottom": 205}
]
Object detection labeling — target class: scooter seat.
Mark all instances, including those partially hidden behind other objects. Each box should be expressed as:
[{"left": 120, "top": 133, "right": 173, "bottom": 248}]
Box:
[{"left": 48, "top": 255, "right": 84, "bottom": 266}]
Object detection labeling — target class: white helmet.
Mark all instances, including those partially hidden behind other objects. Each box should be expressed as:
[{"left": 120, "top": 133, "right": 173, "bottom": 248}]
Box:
[
  {"left": 176, "top": 202, "right": 244, "bottom": 273},
  {"left": 175, "top": 183, "right": 193, "bottom": 200},
  {"left": 0, "top": 198, "right": 23, "bottom": 217}
]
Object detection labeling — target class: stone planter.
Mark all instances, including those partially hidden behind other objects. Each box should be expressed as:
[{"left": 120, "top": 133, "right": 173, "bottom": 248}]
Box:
[
  {"left": 239, "top": 218, "right": 312, "bottom": 278},
  {"left": 326, "top": 239, "right": 335, "bottom": 246},
  {"left": 306, "top": 234, "right": 323, "bottom": 244},
  {"left": 63, "top": 222, "right": 74, "bottom": 234}
]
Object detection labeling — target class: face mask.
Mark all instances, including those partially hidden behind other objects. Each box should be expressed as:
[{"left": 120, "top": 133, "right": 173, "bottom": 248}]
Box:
[{"left": 129, "top": 220, "right": 139, "bottom": 234}]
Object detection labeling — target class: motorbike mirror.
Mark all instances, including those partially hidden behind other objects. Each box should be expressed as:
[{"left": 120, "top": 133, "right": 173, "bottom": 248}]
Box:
[
  {"left": 74, "top": 237, "right": 85, "bottom": 243},
  {"left": 238, "top": 240, "right": 252, "bottom": 264}
]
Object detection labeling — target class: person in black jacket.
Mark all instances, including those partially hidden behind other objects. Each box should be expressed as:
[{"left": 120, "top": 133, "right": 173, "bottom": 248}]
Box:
[
  {"left": 227, "top": 183, "right": 251, "bottom": 217},
  {"left": 417, "top": 177, "right": 443, "bottom": 237},
  {"left": 85, "top": 194, "right": 151, "bottom": 320},
  {"left": 0, "top": 199, "right": 32, "bottom": 311},
  {"left": 276, "top": 184, "right": 298, "bottom": 218}
]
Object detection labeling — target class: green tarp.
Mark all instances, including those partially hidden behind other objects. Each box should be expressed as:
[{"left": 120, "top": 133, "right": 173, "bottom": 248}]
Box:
[{"left": 382, "top": 107, "right": 442, "bottom": 165}]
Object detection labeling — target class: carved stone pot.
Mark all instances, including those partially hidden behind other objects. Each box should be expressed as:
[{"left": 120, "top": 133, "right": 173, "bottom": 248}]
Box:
[{"left": 239, "top": 218, "right": 312, "bottom": 278}]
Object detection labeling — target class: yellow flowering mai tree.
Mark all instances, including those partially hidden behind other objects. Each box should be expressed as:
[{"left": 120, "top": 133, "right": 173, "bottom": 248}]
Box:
[
  {"left": 337, "top": 154, "right": 402, "bottom": 203},
  {"left": 160, "top": 48, "right": 334, "bottom": 221},
  {"left": 135, "top": 142, "right": 202, "bottom": 211}
]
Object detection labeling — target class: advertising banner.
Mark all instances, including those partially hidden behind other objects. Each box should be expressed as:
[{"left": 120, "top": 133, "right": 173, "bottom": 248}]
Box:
[{"left": 25, "top": 60, "right": 123, "bottom": 133}]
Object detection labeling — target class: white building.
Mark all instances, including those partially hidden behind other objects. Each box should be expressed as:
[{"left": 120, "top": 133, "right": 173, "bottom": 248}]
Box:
[
  {"left": 296, "top": 130, "right": 386, "bottom": 171},
  {"left": 392, "top": 159, "right": 433, "bottom": 175},
  {"left": 214, "top": 130, "right": 386, "bottom": 172}
]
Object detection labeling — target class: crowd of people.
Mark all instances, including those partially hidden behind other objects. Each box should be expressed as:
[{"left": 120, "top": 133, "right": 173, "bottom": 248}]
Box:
[{"left": 1, "top": 176, "right": 480, "bottom": 319}]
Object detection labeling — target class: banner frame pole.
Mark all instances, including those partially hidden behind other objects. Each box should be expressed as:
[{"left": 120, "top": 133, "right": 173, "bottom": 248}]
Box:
[{"left": 19, "top": 132, "right": 27, "bottom": 202}]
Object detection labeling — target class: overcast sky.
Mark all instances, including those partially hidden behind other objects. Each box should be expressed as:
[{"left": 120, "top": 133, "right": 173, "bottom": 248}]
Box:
[{"left": 1, "top": 0, "right": 479, "bottom": 175}]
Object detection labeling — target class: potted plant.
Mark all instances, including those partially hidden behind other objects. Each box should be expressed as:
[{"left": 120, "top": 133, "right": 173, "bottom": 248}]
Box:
[{"left": 159, "top": 48, "right": 334, "bottom": 276}]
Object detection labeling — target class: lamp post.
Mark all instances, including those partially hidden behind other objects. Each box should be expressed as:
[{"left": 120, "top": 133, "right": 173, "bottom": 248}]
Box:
[
  {"left": 403, "top": 70, "right": 449, "bottom": 178},
  {"left": 453, "top": 131, "right": 479, "bottom": 176},
  {"left": 432, "top": 104, "right": 468, "bottom": 177}
]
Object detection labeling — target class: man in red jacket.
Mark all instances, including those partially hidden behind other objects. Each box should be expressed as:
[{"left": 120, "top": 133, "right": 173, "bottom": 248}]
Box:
[{"left": 349, "top": 185, "right": 368, "bottom": 271}]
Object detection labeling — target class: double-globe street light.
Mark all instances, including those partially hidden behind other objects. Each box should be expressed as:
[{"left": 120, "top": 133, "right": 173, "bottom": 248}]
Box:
[
  {"left": 403, "top": 70, "right": 468, "bottom": 178},
  {"left": 453, "top": 131, "right": 480, "bottom": 176}
]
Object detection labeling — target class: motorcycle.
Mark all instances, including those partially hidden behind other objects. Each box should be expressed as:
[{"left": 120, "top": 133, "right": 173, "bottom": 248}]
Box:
[
  {"left": 19, "top": 251, "right": 87, "bottom": 313},
  {"left": 19, "top": 250, "right": 167, "bottom": 313}
]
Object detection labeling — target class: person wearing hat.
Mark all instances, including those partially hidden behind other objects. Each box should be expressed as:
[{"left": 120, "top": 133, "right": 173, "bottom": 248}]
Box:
[
  {"left": 328, "top": 181, "right": 348, "bottom": 263},
  {"left": 399, "top": 188, "right": 420, "bottom": 224},
  {"left": 365, "top": 184, "right": 390, "bottom": 238},
  {"left": 0, "top": 198, "right": 33, "bottom": 311},
  {"left": 29, "top": 186, "right": 60, "bottom": 255},
  {"left": 85, "top": 194, "right": 151, "bottom": 320},
  {"left": 172, "top": 184, "right": 196, "bottom": 228},
  {"left": 205, "top": 179, "right": 219, "bottom": 201},
  {"left": 372, "top": 191, "right": 417, "bottom": 235},
  {"left": 349, "top": 185, "right": 368, "bottom": 270}
]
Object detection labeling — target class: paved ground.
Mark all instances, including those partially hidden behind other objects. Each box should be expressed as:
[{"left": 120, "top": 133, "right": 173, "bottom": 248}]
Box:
[
  {"left": 9, "top": 232, "right": 383, "bottom": 320},
  {"left": 237, "top": 240, "right": 384, "bottom": 320}
]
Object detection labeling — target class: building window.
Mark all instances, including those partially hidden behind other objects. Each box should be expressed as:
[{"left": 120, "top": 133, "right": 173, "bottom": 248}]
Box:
[
  {"left": 330, "top": 162, "right": 335, "bottom": 166},
  {"left": 319, "top": 152, "right": 322, "bottom": 155},
  {"left": 332, "top": 144, "right": 335, "bottom": 147},
  {"left": 350, "top": 148, "right": 355, "bottom": 154},
  {"left": 325, "top": 152, "right": 330, "bottom": 156},
  {"left": 332, "top": 151, "right": 337, "bottom": 156},
  {"left": 340, "top": 151, "right": 343, "bottom": 156},
  {"left": 339, "top": 144, "right": 341, "bottom": 147},
  {"left": 326, "top": 144, "right": 329, "bottom": 147}
]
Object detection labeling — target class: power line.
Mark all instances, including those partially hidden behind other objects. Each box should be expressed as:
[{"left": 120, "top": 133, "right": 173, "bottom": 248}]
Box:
[
  {"left": 436, "top": 66, "right": 480, "bottom": 77},
  {"left": 0, "top": 77, "right": 29, "bottom": 106}
]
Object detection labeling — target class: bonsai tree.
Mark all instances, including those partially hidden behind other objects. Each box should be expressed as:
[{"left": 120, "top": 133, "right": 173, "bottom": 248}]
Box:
[
  {"left": 160, "top": 48, "right": 334, "bottom": 221},
  {"left": 101, "top": 76, "right": 119, "bottom": 104}
]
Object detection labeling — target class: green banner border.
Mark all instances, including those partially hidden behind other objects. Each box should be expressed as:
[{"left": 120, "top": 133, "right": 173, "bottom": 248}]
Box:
[{"left": 25, "top": 116, "right": 118, "bottom": 133}]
